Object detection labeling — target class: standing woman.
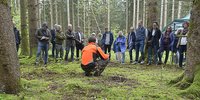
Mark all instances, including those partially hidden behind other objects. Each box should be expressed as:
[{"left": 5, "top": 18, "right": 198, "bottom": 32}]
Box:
[
  {"left": 157, "top": 26, "right": 174, "bottom": 65},
  {"left": 113, "top": 31, "right": 126, "bottom": 64},
  {"left": 147, "top": 22, "right": 161, "bottom": 65},
  {"left": 177, "top": 22, "right": 189, "bottom": 68}
]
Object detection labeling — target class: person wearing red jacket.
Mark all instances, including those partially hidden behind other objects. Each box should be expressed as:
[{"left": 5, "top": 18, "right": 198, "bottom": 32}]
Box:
[{"left": 81, "top": 36, "right": 109, "bottom": 76}]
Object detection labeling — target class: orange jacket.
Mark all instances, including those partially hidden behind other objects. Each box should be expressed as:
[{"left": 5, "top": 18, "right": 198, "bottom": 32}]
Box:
[{"left": 81, "top": 42, "right": 109, "bottom": 66}]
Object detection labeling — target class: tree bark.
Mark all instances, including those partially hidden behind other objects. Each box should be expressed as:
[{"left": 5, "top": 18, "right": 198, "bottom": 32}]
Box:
[
  {"left": 147, "top": 0, "right": 158, "bottom": 29},
  {"left": 20, "top": 0, "right": 29, "bottom": 55},
  {"left": 171, "top": 0, "right": 175, "bottom": 21},
  {"left": 107, "top": 0, "right": 110, "bottom": 31},
  {"left": 177, "top": 1, "right": 182, "bottom": 19},
  {"left": 160, "top": 0, "right": 164, "bottom": 30},
  {"left": 28, "top": 0, "right": 38, "bottom": 57},
  {"left": 125, "top": 0, "right": 128, "bottom": 33},
  {"left": 163, "top": 0, "right": 168, "bottom": 27},
  {"left": 0, "top": 0, "right": 20, "bottom": 94},
  {"left": 136, "top": 0, "right": 140, "bottom": 28},
  {"left": 171, "top": 0, "right": 200, "bottom": 97},
  {"left": 133, "top": 0, "right": 136, "bottom": 28},
  {"left": 142, "top": 0, "right": 146, "bottom": 27},
  {"left": 67, "top": 0, "right": 70, "bottom": 25}
]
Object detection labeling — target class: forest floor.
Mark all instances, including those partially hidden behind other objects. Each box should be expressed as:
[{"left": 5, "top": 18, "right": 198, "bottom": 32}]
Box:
[{"left": 0, "top": 54, "right": 191, "bottom": 100}]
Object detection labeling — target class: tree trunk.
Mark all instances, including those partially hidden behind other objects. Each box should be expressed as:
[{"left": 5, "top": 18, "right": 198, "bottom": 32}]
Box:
[
  {"left": 171, "top": 0, "right": 175, "bottom": 21},
  {"left": 20, "top": 0, "right": 29, "bottom": 55},
  {"left": 136, "top": 0, "right": 140, "bottom": 28},
  {"left": 28, "top": 0, "right": 38, "bottom": 57},
  {"left": 0, "top": 1, "right": 20, "bottom": 94},
  {"left": 177, "top": 1, "right": 182, "bottom": 19},
  {"left": 67, "top": 0, "right": 70, "bottom": 24},
  {"left": 72, "top": 0, "right": 75, "bottom": 31},
  {"left": 133, "top": 0, "right": 136, "bottom": 27},
  {"left": 125, "top": 0, "right": 128, "bottom": 33},
  {"left": 50, "top": 0, "right": 53, "bottom": 29},
  {"left": 147, "top": 0, "right": 158, "bottom": 29},
  {"left": 160, "top": 0, "right": 164, "bottom": 30},
  {"left": 83, "top": 0, "right": 86, "bottom": 34},
  {"left": 164, "top": 0, "right": 168, "bottom": 27},
  {"left": 171, "top": 0, "right": 200, "bottom": 98},
  {"left": 55, "top": 1, "right": 58, "bottom": 24},
  {"left": 142, "top": 0, "right": 146, "bottom": 27},
  {"left": 107, "top": 0, "right": 110, "bottom": 31}
]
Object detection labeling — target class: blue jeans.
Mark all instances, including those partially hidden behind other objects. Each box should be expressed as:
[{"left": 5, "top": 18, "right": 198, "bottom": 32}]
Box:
[
  {"left": 128, "top": 43, "right": 135, "bottom": 62},
  {"left": 147, "top": 45, "right": 159, "bottom": 64},
  {"left": 65, "top": 45, "right": 75, "bottom": 61},
  {"left": 135, "top": 40, "right": 145, "bottom": 62},
  {"left": 179, "top": 45, "right": 187, "bottom": 67},
  {"left": 36, "top": 42, "right": 49, "bottom": 64}
]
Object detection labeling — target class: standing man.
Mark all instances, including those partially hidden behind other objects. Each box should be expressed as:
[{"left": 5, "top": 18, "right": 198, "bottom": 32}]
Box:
[
  {"left": 13, "top": 26, "right": 21, "bottom": 52},
  {"left": 101, "top": 28, "right": 114, "bottom": 59},
  {"left": 127, "top": 27, "right": 136, "bottom": 63},
  {"left": 55, "top": 25, "right": 65, "bottom": 62},
  {"left": 75, "top": 26, "right": 84, "bottom": 61},
  {"left": 51, "top": 24, "right": 57, "bottom": 58},
  {"left": 134, "top": 20, "right": 146, "bottom": 64},
  {"left": 35, "top": 22, "right": 51, "bottom": 66},
  {"left": 65, "top": 24, "right": 75, "bottom": 62},
  {"left": 146, "top": 22, "right": 161, "bottom": 65}
]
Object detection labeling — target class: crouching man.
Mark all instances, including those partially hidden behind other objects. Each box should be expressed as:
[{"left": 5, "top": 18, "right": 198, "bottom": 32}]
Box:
[{"left": 81, "top": 36, "right": 109, "bottom": 76}]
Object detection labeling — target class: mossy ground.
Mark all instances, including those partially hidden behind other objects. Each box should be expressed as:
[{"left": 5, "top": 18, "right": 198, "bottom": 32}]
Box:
[{"left": 0, "top": 52, "right": 191, "bottom": 100}]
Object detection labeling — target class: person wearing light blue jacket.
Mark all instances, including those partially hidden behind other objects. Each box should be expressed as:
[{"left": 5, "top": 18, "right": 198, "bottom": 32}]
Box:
[{"left": 113, "top": 31, "right": 126, "bottom": 64}]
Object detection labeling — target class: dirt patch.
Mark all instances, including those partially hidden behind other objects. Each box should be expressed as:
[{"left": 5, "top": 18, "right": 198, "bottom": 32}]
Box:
[
  {"left": 109, "top": 76, "right": 128, "bottom": 82},
  {"left": 62, "top": 86, "right": 102, "bottom": 100},
  {"left": 90, "top": 75, "right": 140, "bottom": 88},
  {"left": 48, "top": 82, "right": 64, "bottom": 91},
  {"left": 21, "top": 70, "right": 61, "bottom": 80}
]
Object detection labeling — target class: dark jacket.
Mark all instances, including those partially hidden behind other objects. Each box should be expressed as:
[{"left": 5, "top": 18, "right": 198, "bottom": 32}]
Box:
[
  {"left": 136, "top": 26, "right": 146, "bottom": 41},
  {"left": 65, "top": 30, "right": 75, "bottom": 46},
  {"left": 14, "top": 27, "right": 21, "bottom": 45},
  {"left": 101, "top": 32, "right": 114, "bottom": 45},
  {"left": 127, "top": 31, "right": 136, "bottom": 48},
  {"left": 75, "top": 31, "right": 84, "bottom": 44},
  {"left": 51, "top": 29, "right": 56, "bottom": 44},
  {"left": 147, "top": 28, "right": 161, "bottom": 47},
  {"left": 55, "top": 31, "right": 65, "bottom": 45},
  {"left": 160, "top": 32, "right": 174, "bottom": 50},
  {"left": 35, "top": 28, "right": 51, "bottom": 43}
]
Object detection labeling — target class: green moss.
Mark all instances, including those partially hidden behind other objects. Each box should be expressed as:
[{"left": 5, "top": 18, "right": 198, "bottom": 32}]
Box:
[
  {"left": 0, "top": 55, "right": 187, "bottom": 99},
  {"left": 180, "top": 64, "right": 200, "bottom": 98}
]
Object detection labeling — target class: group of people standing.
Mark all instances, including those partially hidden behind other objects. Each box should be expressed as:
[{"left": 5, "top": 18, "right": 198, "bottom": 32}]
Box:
[
  {"left": 35, "top": 23, "right": 85, "bottom": 67},
  {"left": 113, "top": 20, "right": 189, "bottom": 68},
  {"left": 13, "top": 19, "right": 188, "bottom": 76}
]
